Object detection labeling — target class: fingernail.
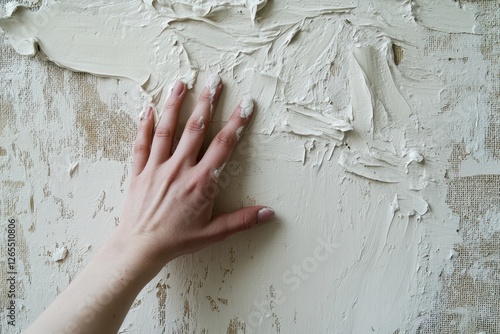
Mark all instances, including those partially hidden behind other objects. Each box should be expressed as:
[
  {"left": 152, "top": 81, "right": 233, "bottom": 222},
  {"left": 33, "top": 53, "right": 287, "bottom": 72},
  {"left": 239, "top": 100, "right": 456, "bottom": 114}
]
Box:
[
  {"left": 236, "top": 126, "right": 245, "bottom": 140},
  {"left": 240, "top": 94, "right": 254, "bottom": 119},
  {"left": 172, "top": 81, "right": 185, "bottom": 97},
  {"left": 206, "top": 73, "right": 221, "bottom": 97},
  {"left": 257, "top": 207, "right": 275, "bottom": 224}
]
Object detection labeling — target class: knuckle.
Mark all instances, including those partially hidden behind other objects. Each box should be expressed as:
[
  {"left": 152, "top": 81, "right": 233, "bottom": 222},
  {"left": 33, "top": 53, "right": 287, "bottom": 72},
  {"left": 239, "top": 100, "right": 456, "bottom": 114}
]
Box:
[
  {"left": 185, "top": 118, "right": 205, "bottom": 133},
  {"left": 215, "top": 131, "right": 236, "bottom": 148},
  {"left": 241, "top": 213, "right": 253, "bottom": 231},
  {"left": 183, "top": 171, "right": 208, "bottom": 194},
  {"left": 165, "top": 96, "right": 181, "bottom": 109},
  {"left": 133, "top": 143, "right": 149, "bottom": 156},
  {"left": 199, "top": 92, "right": 212, "bottom": 104},
  {"left": 154, "top": 126, "right": 172, "bottom": 139},
  {"left": 196, "top": 175, "right": 218, "bottom": 200}
]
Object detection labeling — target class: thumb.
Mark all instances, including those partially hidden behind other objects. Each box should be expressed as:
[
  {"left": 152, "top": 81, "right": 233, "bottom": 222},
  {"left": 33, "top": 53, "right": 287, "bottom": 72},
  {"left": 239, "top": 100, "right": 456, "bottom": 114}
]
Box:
[{"left": 209, "top": 206, "right": 275, "bottom": 240}]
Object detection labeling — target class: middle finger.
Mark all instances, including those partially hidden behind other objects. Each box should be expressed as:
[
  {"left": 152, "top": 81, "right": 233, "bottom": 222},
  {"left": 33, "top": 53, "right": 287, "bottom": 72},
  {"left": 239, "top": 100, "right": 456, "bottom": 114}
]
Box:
[{"left": 173, "top": 73, "right": 222, "bottom": 165}]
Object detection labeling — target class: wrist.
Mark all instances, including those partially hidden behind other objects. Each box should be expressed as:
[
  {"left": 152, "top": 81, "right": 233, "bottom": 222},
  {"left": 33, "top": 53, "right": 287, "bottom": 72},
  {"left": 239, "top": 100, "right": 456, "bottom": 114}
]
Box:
[{"left": 97, "top": 235, "right": 166, "bottom": 286}]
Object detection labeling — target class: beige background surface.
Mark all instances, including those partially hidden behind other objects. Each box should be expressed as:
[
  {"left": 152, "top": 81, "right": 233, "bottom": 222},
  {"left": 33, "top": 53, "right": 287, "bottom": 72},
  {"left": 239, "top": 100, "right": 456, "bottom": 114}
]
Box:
[{"left": 0, "top": 1, "right": 499, "bottom": 333}]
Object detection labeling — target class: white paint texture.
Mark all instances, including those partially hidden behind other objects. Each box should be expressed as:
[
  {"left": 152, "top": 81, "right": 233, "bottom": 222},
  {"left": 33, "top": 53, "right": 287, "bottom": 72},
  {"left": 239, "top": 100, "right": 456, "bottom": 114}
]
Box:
[
  {"left": 0, "top": 0, "right": 499, "bottom": 333},
  {"left": 239, "top": 95, "right": 254, "bottom": 119}
]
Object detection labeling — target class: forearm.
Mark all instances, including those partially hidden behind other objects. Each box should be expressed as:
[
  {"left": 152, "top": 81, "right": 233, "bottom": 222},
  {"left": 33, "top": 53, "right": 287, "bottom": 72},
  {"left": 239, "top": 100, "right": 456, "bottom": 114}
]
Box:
[{"left": 23, "top": 237, "right": 160, "bottom": 334}]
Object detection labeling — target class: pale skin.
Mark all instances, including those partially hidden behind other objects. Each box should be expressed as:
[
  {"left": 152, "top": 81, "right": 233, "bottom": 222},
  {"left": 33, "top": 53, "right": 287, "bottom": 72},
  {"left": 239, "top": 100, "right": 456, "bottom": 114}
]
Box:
[{"left": 23, "top": 79, "right": 275, "bottom": 334}]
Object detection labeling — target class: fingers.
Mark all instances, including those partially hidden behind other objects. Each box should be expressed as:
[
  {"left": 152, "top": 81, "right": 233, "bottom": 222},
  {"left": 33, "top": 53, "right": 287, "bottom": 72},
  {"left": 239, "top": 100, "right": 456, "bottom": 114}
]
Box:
[
  {"left": 207, "top": 206, "right": 275, "bottom": 240},
  {"left": 199, "top": 95, "right": 254, "bottom": 174},
  {"left": 173, "top": 74, "right": 222, "bottom": 165},
  {"left": 149, "top": 81, "right": 186, "bottom": 164},
  {"left": 132, "top": 107, "right": 155, "bottom": 176}
]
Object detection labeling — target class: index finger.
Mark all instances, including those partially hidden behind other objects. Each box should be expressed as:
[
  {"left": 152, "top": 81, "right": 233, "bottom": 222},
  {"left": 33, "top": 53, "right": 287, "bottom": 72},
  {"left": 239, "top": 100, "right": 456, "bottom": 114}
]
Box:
[{"left": 198, "top": 95, "right": 254, "bottom": 174}]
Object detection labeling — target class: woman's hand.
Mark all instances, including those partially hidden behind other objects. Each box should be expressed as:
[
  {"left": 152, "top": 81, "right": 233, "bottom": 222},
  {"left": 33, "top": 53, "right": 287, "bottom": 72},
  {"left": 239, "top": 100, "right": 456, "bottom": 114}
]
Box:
[
  {"left": 113, "top": 77, "right": 275, "bottom": 276},
  {"left": 23, "top": 77, "right": 273, "bottom": 334}
]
